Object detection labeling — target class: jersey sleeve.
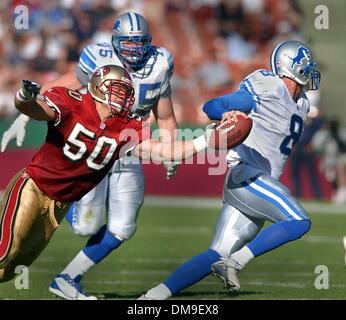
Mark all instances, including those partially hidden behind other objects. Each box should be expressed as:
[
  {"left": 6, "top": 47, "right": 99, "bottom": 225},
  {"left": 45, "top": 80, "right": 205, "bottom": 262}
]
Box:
[
  {"left": 159, "top": 49, "right": 174, "bottom": 98},
  {"left": 240, "top": 69, "right": 284, "bottom": 112},
  {"left": 203, "top": 88, "right": 255, "bottom": 120},
  {"left": 76, "top": 44, "right": 98, "bottom": 86},
  {"left": 43, "top": 87, "right": 71, "bottom": 126}
]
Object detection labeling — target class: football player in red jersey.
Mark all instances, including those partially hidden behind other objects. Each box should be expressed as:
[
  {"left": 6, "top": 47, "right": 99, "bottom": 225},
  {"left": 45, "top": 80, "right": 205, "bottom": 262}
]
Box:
[{"left": 0, "top": 64, "right": 211, "bottom": 283}]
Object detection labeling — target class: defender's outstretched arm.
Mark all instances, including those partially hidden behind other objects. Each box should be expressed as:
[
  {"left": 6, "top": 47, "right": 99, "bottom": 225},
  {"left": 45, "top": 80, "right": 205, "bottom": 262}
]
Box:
[{"left": 14, "top": 80, "right": 55, "bottom": 122}]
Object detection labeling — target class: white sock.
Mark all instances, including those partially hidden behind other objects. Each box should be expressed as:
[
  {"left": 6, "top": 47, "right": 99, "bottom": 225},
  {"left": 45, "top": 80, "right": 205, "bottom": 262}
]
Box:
[
  {"left": 61, "top": 251, "right": 95, "bottom": 279},
  {"left": 145, "top": 283, "right": 172, "bottom": 300},
  {"left": 231, "top": 246, "right": 254, "bottom": 269}
]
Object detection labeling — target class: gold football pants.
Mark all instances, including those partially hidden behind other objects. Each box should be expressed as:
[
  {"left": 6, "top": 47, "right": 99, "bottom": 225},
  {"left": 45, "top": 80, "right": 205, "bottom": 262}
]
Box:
[{"left": 0, "top": 169, "right": 70, "bottom": 282}]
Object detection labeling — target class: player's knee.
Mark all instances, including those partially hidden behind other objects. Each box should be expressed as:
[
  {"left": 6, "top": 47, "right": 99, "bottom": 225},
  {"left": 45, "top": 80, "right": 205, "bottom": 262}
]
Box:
[
  {"left": 300, "top": 219, "right": 311, "bottom": 235},
  {"left": 107, "top": 202, "right": 141, "bottom": 240},
  {"left": 284, "top": 218, "right": 311, "bottom": 240},
  {"left": 108, "top": 222, "right": 137, "bottom": 240},
  {"left": 73, "top": 223, "right": 101, "bottom": 237}
]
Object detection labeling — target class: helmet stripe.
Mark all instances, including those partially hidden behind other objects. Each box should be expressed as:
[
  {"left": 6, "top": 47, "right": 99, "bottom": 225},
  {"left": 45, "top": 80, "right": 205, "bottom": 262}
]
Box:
[
  {"left": 127, "top": 12, "right": 134, "bottom": 31},
  {"left": 130, "top": 12, "right": 138, "bottom": 31},
  {"left": 134, "top": 13, "right": 141, "bottom": 31}
]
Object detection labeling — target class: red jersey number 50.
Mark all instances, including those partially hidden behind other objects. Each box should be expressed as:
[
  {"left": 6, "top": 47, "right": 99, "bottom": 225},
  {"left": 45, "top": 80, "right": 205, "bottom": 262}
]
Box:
[{"left": 63, "top": 123, "right": 118, "bottom": 170}]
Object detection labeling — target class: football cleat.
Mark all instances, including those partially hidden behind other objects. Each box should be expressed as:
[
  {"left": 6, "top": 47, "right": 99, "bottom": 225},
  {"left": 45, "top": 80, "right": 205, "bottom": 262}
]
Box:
[
  {"left": 211, "top": 258, "right": 242, "bottom": 292},
  {"left": 49, "top": 274, "right": 97, "bottom": 300}
]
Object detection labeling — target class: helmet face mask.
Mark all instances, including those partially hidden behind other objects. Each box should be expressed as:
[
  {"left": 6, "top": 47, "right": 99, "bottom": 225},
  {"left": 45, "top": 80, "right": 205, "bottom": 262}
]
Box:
[
  {"left": 112, "top": 12, "right": 154, "bottom": 73},
  {"left": 88, "top": 65, "right": 135, "bottom": 116},
  {"left": 309, "top": 69, "right": 321, "bottom": 91},
  {"left": 97, "top": 79, "right": 134, "bottom": 115},
  {"left": 270, "top": 40, "right": 321, "bottom": 91},
  {"left": 113, "top": 35, "right": 153, "bottom": 68}
]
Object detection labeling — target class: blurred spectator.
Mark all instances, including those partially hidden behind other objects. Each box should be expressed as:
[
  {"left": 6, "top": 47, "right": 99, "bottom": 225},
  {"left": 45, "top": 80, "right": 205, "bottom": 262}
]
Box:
[
  {"left": 291, "top": 114, "right": 324, "bottom": 198},
  {"left": 225, "top": 30, "right": 257, "bottom": 62},
  {"left": 216, "top": 0, "right": 244, "bottom": 38},
  {"left": 194, "top": 50, "right": 233, "bottom": 93},
  {"left": 313, "top": 120, "right": 346, "bottom": 204},
  {"left": 291, "top": 90, "right": 324, "bottom": 198},
  {"left": 0, "top": 0, "right": 306, "bottom": 124}
]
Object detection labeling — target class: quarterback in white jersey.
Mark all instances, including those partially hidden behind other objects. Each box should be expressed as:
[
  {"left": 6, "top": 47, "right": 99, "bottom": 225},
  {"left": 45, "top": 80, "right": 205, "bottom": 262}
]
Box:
[
  {"left": 1, "top": 12, "right": 178, "bottom": 300},
  {"left": 139, "top": 40, "right": 320, "bottom": 300},
  {"left": 227, "top": 68, "right": 310, "bottom": 180}
]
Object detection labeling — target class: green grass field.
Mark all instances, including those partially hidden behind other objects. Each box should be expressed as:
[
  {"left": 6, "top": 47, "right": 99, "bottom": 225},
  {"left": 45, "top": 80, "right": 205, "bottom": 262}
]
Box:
[{"left": 1, "top": 201, "right": 346, "bottom": 300}]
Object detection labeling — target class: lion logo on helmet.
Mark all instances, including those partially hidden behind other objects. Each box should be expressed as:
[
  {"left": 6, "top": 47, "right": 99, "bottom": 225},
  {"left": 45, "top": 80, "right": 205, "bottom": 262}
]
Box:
[
  {"left": 114, "top": 19, "right": 121, "bottom": 33},
  {"left": 289, "top": 46, "right": 310, "bottom": 69}
]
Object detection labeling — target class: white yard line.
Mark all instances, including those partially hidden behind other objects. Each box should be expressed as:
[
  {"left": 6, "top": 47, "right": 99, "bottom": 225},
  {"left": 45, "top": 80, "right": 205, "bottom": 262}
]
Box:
[
  {"left": 1, "top": 192, "right": 345, "bottom": 213},
  {"left": 144, "top": 196, "right": 346, "bottom": 214}
]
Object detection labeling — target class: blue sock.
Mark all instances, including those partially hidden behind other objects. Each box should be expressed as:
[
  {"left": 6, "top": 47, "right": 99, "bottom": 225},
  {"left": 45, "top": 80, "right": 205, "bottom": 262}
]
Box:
[
  {"left": 163, "top": 249, "right": 220, "bottom": 295},
  {"left": 82, "top": 225, "right": 123, "bottom": 263},
  {"left": 65, "top": 202, "right": 76, "bottom": 227},
  {"left": 247, "top": 219, "right": 311, "bottom": 257}
]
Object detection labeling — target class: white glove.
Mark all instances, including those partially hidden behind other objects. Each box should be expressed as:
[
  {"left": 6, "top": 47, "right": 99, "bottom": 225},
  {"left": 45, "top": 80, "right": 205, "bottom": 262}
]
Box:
[
  {"left": 1, "top": 114, "right": 29, "bottom": 152},
  {"left": 163, "top": 161, "right": 180, "bottom": 180}
]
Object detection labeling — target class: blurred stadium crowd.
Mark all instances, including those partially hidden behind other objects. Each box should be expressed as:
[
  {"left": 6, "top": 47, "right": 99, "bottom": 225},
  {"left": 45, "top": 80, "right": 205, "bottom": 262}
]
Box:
[
  {"left": 0, "top": 0, "right": 305, "bottom": 120},
  {"left": 0, "top": 0, "right": 345, "bottom": 202}
]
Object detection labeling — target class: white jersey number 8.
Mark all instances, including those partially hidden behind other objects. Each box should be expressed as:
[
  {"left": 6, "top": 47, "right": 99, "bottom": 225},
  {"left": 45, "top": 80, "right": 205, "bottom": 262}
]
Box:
[{"left": 63, "top": 122, "right": 118, "bottom": 170}]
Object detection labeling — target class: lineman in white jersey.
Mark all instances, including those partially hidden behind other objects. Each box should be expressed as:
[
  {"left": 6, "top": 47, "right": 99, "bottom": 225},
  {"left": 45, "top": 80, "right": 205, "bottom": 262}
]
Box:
[
  {"left": 1, "top": 12, "right": 178, "bottom": 300},
  {"left": 139, "top": 40, "right": 320, "bottom": 300}
]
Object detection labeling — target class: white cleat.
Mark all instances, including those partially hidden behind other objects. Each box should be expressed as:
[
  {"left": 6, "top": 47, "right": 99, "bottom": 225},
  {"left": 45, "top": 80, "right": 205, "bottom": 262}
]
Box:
[
  {"left": 211, "top": 258, "right": 242, "bottom": 292},
  {"left": 343, "top": 236, "right": 346, "bottom": 266},
  {"left": 49, "top": 274, "right": 98, "bottom": 300}
]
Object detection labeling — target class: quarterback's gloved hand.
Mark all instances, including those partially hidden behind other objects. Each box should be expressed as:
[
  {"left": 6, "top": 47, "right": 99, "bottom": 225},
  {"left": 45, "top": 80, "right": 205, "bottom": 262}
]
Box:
[
  {"left": 17, "top": 80, "right": 41, "bottom": 101},
  {"left": 163, "top": 161, "right": 180, "bottom": 180},
  {"left": 1, "top": 114, "right": 30, "bottom": 152}
]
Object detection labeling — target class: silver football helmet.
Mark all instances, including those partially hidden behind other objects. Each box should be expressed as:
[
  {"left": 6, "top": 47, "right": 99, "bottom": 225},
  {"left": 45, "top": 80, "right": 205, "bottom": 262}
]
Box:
[
  {"left": 270, "top": 40, "right": 320, "bottom": 90},
  {"left": 112, "top": 12, "right": 153, "bottom": 71}
]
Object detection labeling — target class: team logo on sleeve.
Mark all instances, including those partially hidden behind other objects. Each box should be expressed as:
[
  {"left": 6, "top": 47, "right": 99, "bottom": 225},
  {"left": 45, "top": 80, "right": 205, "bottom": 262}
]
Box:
[{"left": 289, "top": 46, "right": 310, "bottom": 69}]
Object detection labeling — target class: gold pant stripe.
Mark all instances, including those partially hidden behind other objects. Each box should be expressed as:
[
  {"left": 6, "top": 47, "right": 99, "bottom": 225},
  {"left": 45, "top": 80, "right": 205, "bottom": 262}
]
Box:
[
  {"left": 0, "top": 171, "right": 28, "bottom": 262},
  {"left": 0, "top": 169, "right": 25, "bottom": 219}
]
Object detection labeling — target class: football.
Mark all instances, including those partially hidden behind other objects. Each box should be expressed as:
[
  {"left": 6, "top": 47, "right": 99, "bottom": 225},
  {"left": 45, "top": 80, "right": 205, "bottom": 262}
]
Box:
[{"left": 209, "top": 116, "right": 253, "bottom": 150}]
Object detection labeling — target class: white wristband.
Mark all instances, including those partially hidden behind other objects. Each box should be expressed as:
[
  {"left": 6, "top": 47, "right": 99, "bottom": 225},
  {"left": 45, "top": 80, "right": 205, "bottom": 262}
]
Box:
[{"left": 193, "top": 135, "right": 208, "bottom": 152}]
